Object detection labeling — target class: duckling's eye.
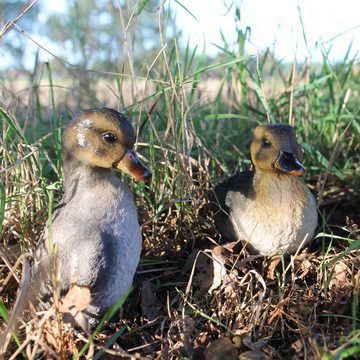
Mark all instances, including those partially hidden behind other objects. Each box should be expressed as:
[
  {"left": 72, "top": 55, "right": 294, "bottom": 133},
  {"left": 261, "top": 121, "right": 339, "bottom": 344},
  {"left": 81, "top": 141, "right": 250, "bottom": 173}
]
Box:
[
  {"left": 103, "top": 132, "right": 117, "bottom": 143},
  {"left": 262, "top": 138, "right": 272, "bottom": 148}
]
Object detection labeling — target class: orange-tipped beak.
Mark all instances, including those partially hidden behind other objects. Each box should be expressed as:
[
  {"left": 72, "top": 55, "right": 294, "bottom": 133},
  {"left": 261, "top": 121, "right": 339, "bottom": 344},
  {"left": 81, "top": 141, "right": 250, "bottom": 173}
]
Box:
[
  {"left": 114, "top": 149, "right": 152, "bottom": 184},
  {"left": 288, "top": 169, "right": 305, "bottom": 176},
  {"left": 275, "top": 150, "right": 305, "bottom": 177}
]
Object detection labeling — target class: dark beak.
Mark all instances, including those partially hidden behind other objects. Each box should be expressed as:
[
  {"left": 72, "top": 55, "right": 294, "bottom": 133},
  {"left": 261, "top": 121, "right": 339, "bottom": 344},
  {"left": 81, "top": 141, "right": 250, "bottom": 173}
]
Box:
[
  {"left": 114, "top": 148, "right": 152, "bottom": 184},
  {"left": 274, "top": 150, "right": 305, "bottom": 176}
]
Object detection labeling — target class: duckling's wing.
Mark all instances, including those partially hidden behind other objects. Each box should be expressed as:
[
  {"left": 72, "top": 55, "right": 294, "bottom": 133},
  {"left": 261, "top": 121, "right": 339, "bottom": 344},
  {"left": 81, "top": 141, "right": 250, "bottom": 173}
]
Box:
[
  {"left": 213, "top": 171, "right": 255, "bottom": 243},
  {"left": 33, "top": 216, "right": 103, "bottom": 291}
]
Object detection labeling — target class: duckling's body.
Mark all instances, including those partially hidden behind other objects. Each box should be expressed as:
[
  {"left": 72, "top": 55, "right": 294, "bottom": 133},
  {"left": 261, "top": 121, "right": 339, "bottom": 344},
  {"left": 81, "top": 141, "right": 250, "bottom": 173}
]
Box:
[
  {"left": 214, "top": 124, "right": 317, "bottom": 256},
  {"left": 37, "top": 168, "right": 141, "bottom": 317},
  {"left": 34, "top": 108, "right": 151, "bottom": 322}
]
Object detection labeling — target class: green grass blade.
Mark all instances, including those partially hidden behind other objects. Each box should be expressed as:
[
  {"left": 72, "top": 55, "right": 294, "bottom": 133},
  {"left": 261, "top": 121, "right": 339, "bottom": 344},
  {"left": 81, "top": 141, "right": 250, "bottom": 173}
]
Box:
[
  {"left": 0, "top": 302, "right": 23, "bottom": 350},
  {"left": 93, "top": 325, "right": 127, "bottom": 360},
  {"left": 0, "top": 182, "right": 5, "bottom": 234},
  {"left": 0, "top": 107, "right": 28, "bottom": 144},
  {"left": 173, "top": 0, "right": 198, "bottom": 22},
  {"left": 75, "top": 287, "right": 133, "bottom": 359},
  {"left": 185, "top": 56, "right": 253, "bottom": 80}
]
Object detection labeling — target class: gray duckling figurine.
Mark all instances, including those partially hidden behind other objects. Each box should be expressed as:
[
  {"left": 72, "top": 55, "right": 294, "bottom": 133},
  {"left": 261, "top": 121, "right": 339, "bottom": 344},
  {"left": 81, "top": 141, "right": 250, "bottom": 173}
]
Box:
[
  {"left": 214, "top": 124, "right": 317, "bottom": 256},
  {"left": 34, "top": 107, "right": 151, "bottom": 324}
]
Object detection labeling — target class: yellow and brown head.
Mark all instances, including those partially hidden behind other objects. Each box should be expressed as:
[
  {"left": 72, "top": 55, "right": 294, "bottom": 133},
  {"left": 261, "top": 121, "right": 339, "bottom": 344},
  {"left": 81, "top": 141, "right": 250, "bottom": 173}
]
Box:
[
  {"left": 63, "top": 108, "right": 151, "bottom": 183},
  {"left": 250, "top": 124, "right": 305, "bottom": 176}
]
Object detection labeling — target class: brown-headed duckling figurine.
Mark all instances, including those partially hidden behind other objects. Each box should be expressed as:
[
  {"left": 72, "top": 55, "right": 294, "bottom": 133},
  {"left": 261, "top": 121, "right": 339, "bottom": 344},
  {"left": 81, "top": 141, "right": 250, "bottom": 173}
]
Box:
[
  {"left": 214, "top": 124, "right": 317, "bottom": 256},
  {"left": 34, "top": 107, "right": 151, "bottom": 326}
]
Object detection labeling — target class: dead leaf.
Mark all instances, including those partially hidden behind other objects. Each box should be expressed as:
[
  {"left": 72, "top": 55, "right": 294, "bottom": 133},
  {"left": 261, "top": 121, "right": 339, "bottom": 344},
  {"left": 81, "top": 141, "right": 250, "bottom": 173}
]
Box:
[
  {"left": 190, "top": 251, "right": 215, "bottom": 297},
  {"left": 329, "top": 262, "right": 351, "bottom": 289},
  {"left": 183, "top": 248, "right": 200, "bottom": 273},
  {"left": 291, "top": 339, "right": 304, "bottom": 352},
  {"left": 141, "top": 280, "right": 161, "bottom": 320},
  {"left": 204, "top": 337, "right": 237, "bottom": 360},
  {"left": 222, "top": 273, "right": 239, "bottom": 300},
  {"left": 266, "top": 255, "right": 281, "bottom": 280},
  {"left": 298, "top": 259, "right": 312, "bottom": 279},
  {"left": 187, "top": 248, "right": 228, "bottom": 297},
  {"left": 222, "top": 240, "right": 242, "bottom": 252},
  {"left": 239, "top": 350, "right": 269, "bottom": 360},
  {"left": 242, "top": 335, "right": 267, "bottom": 352},
  {"left": 268, "top": 298, "right": 289, "bottom": 325},
  {"left": 232, "top": 336, "right": 241, "bottom": 348},
  {"left": 354, "top": 270, "right": 360, "bottom": 291},
  {"left": 209, "top": 246, "right": 228, "bottom": 293},
  {"left": 293, "top": 253, "right": 313, "bottom": 279},
  {"left": 60, "top": 285, "right": 91, "bottom": 312},
  {"left": 60, "top": 285, "right": 91, "bottom": 333}
]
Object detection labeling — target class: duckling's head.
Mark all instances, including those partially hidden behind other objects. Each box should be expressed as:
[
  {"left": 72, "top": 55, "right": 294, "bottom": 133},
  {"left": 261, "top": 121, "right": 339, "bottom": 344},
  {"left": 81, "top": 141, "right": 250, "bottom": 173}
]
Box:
[
  {"left": 63, "top": 108, "right": 151, "bottom": 183},
  {"left": 250, "top": 124, "right": 305, "bottom": 176}
]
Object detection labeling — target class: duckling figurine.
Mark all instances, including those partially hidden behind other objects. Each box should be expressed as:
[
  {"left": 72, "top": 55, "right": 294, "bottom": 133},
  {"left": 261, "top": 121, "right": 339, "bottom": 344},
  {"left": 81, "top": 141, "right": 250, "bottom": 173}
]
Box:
[
  {"left": 214, "top": 124, "right": 317, "bottom": 256},
  {"left": 34, "top": 108, "right": 151, "bottom": 324}
]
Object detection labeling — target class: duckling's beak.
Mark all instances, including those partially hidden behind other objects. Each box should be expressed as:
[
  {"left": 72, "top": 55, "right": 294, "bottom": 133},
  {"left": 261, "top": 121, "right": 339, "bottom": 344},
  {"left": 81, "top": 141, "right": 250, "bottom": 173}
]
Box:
[
  {"left": 114, "top": 149, "right": 152, "bottom": 184},
  {"left": 274, "top": 150, "right": 305, "bottom": 176}
]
